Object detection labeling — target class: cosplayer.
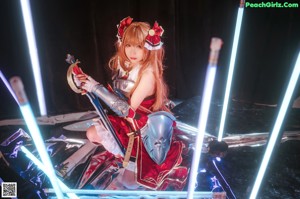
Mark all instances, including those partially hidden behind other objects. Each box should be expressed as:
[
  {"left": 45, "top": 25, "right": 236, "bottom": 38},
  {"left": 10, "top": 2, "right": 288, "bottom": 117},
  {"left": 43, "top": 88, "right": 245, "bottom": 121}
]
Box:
[{"left": 75, "top": 17, "right": 186, "bottom": 190}]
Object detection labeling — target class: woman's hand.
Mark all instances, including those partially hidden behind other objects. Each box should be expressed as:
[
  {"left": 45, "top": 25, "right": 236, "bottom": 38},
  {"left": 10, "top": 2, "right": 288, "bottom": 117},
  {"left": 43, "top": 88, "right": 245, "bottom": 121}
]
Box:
[
  {"left": 73, "top": 74, "right": 84, "bottom": 88},
  {"left": 79, "top": 75, "right": 100, "bottom": 93}
]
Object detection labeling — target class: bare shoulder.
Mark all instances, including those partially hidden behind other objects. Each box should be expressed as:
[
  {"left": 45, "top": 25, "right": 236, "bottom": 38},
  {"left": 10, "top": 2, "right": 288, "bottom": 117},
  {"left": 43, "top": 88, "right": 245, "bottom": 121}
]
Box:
[
  {"left": 141, "top": 67, "right": 155, "bottom": 81},
  {"left": 142, "top": 65, "right": 154, "bottom": 75}
]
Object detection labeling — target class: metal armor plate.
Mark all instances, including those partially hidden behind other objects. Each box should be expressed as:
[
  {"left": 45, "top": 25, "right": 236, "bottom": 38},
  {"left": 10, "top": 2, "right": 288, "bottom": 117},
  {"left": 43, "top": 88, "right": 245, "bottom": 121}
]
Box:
[
  {"left": 140, "top": 111, "right": 176, "bottom": 165},
  {"left": 113, "top": 79, "right": 135, "bottom": 97}
]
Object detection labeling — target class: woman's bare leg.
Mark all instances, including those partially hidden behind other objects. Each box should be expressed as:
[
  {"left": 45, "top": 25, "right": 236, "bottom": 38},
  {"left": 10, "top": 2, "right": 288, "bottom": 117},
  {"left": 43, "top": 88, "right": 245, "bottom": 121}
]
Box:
[{"left": 86, "top": 125, "right": 103, "bottom": 144}]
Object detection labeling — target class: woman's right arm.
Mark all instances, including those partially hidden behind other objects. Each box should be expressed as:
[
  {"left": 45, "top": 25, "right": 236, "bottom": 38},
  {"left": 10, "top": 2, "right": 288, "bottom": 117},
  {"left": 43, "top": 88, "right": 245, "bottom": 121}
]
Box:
[{"left": 129, "top": 69, "right": 155, "bottom": 110}]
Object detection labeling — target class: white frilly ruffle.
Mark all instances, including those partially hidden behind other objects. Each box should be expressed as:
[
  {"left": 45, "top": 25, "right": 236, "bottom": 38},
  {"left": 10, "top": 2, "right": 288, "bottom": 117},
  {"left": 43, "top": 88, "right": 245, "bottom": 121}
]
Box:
[{"left": 93, "top": 120, "right": 123, "bottom": 156}]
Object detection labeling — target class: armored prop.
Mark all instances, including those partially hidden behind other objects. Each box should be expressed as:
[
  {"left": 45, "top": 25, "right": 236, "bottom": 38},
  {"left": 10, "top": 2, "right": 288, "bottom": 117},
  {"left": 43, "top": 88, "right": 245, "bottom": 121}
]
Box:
[{"left": 140, "top": 111, "right": 175, "bottom": 165}]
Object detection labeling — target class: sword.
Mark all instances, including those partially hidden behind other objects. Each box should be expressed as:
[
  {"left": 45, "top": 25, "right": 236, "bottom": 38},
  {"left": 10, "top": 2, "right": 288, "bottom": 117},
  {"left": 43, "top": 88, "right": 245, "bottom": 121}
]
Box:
[{"left": 65, "top": 54, "right": 125, "bottom": 156}]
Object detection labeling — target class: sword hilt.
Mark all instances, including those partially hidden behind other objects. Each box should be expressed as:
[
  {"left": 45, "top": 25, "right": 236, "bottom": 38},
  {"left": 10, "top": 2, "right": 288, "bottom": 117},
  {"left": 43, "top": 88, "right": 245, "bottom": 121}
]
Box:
[
  {"left": 65, "top": 54, "right": 76, "bottom": 64},
  {"left": 10, "top": 76, "right": 28, "bottom": 105},
  {"left": 209, "top": 38, "right": 223, "bottom": 66}
]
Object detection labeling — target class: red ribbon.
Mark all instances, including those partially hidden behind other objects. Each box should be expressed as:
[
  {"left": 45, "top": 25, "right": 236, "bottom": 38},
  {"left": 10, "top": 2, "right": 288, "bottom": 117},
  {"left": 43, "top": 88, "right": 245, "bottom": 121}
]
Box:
[
  {"left": 145, "top": 21, "right": 164, "bottom": 47},
  {"left": 117, "top": 16, "right": 133, "bottom": 40}
]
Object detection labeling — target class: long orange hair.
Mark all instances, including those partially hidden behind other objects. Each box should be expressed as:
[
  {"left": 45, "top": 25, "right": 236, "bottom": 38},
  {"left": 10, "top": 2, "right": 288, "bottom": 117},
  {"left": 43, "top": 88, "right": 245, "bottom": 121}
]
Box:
[{"left": 109, "top": 21, "right": 170, "bottom": 112}]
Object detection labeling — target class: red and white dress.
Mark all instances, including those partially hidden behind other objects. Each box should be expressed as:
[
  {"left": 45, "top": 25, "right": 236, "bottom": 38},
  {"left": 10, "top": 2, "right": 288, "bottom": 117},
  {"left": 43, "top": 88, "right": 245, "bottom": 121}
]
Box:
[{"left": 94, "top": 63, "right": 188, "bottom": 190}]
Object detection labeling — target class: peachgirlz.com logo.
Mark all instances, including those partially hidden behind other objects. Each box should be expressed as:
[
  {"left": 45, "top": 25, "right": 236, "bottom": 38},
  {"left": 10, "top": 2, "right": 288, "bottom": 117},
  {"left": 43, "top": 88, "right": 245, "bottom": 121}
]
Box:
[{"left": 245, "top": 1, "right": 299, "bottom": 8}]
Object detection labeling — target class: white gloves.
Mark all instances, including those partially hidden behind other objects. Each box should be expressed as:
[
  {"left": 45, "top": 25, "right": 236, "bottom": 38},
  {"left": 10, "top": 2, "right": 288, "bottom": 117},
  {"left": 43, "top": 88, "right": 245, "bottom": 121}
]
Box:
[{"left": 81, "top": 76, "right": 100, "bottom": 93}]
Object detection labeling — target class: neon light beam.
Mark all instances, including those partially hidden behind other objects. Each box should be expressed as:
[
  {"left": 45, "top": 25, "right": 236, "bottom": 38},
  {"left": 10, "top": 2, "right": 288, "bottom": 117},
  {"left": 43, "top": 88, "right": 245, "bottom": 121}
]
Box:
[
  {"left": 46, "top": 189, "right": 213, "bottom": 198},
  {"left": 187, "top": 38, "right": 223, "bottom": 199},
  {"left": 0, "top": 70, "right": 18, "bottom": 103},
  {"left": 21, "top": 146, "right": 79, "bottom": 199},
  {"left": 20, "top": 0, "right": 47, "bottom": 116},
  {"left": 218, "top": 2, "right": 244, "bottom": 141},
  {"left": 10, "top": 77, "right": 63, "bottom": 199},
  {"left": 250, "top": 51, "right": 300, "bottom": 199}
]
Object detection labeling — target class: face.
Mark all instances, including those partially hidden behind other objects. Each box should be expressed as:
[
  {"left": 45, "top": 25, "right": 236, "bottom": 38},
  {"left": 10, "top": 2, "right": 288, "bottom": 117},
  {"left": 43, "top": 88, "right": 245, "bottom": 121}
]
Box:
[{"left": 125, "top": 44, "right": 144, "bottom": 65}]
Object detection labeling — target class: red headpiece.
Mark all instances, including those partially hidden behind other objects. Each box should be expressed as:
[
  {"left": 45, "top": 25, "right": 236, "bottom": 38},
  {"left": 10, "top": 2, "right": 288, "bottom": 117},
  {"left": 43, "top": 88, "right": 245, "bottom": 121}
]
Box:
[
  {"left": 116, "top": 17, "right": 164, "bottom": 50},
  {"left": 116, "top": 16, "right": 133, "bottom": 43},
  {"left": 145, "top": 21, "right": 164, "bottom": 50}
]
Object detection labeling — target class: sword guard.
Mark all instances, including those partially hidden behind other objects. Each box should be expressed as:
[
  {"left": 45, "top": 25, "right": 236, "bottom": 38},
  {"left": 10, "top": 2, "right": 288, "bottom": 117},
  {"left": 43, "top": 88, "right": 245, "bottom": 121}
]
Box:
[{"left": 66, "top": 54, "right": 86, "bottom": 93}]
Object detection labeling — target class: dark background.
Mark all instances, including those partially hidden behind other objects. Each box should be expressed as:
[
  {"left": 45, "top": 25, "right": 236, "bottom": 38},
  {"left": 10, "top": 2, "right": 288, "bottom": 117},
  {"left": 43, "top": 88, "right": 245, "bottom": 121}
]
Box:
[
  {"left": 0, "top": 1, "right": 300, "bottom": 198},
  {"left": 0, "top": 0, "right": 299, "bottom": 119}
]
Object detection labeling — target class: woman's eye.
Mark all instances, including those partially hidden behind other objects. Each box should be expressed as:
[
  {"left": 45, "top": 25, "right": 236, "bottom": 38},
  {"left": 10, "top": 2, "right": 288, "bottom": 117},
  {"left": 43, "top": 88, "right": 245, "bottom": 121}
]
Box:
[
  {"left": 137, "top": 45, "right": 142, "bottom": 49},
  {"left": 125, "top": 44, "right": 131, "bottom": 47}
]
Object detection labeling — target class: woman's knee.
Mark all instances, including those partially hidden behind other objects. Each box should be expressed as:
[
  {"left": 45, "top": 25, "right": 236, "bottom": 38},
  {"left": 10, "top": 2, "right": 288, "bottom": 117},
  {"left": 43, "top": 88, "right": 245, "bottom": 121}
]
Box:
[{"left": 86, "top": 126, "right": 100, "bottom": 143}]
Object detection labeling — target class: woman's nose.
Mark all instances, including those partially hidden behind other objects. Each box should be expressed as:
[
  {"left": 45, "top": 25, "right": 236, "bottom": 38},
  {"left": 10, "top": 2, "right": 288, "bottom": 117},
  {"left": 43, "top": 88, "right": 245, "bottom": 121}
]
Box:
[{"left": 131, "top": 47, "right": 137, "bottom": 54}]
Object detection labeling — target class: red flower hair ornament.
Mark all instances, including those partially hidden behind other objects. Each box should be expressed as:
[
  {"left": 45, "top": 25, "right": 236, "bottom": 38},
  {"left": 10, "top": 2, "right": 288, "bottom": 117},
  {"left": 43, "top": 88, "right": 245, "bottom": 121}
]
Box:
[{"left": 116, "top": 16, "right": 164, "bottom": 51}]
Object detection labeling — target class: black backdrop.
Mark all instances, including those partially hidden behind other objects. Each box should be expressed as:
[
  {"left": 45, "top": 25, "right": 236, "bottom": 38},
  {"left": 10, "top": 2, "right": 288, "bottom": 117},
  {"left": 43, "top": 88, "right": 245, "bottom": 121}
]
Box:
[{"left": 0, "top": 0, "right": 299, "bottom": 119}]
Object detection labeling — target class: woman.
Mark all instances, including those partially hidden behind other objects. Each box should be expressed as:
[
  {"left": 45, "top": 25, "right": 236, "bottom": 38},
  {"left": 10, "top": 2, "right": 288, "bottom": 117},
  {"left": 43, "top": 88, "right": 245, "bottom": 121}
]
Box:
[{"left": 76, "top": 17, "right": 186, "bottom": 190}]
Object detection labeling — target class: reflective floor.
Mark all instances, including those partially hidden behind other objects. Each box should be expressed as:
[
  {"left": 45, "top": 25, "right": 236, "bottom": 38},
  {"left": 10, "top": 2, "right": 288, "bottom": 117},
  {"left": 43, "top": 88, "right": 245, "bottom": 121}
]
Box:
[{"left": 1, "top": 97, "right": 300, "bottom": 199}]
